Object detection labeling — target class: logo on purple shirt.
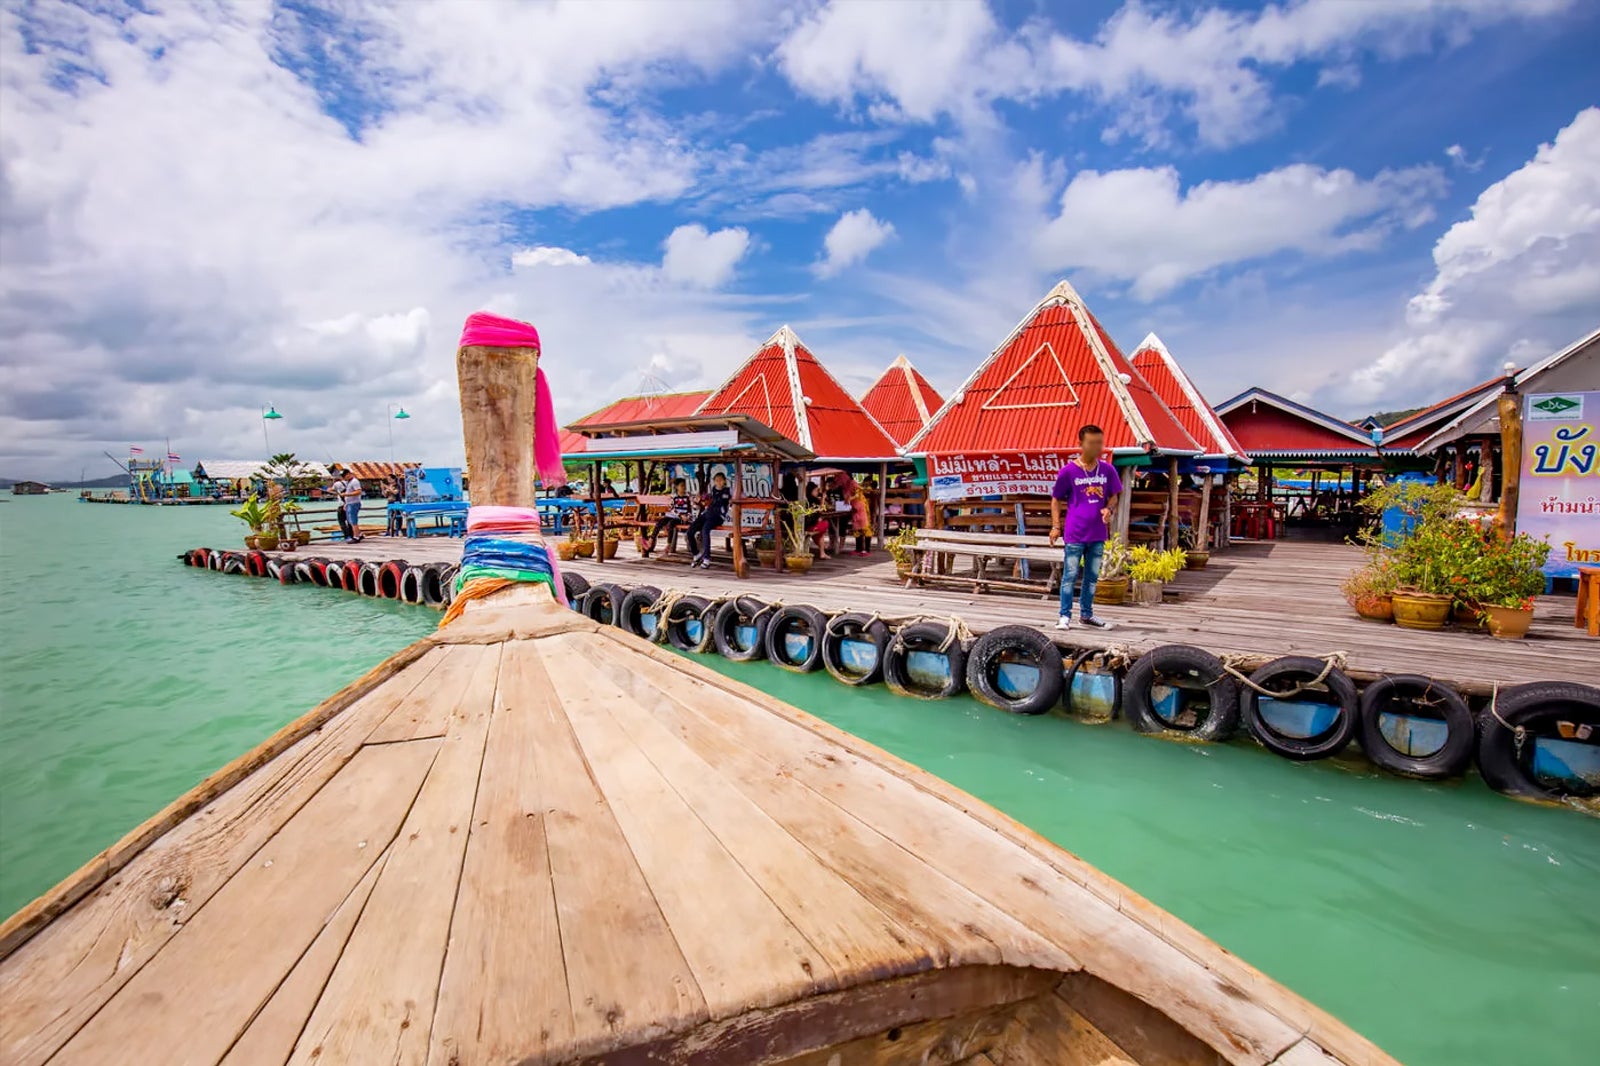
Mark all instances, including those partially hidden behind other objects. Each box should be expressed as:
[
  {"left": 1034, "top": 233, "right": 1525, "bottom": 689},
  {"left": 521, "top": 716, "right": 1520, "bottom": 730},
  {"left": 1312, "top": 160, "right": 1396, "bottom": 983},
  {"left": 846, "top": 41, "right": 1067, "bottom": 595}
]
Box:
[{"left": 1051, "top": 460, "right": 1123, "bottom": 544}]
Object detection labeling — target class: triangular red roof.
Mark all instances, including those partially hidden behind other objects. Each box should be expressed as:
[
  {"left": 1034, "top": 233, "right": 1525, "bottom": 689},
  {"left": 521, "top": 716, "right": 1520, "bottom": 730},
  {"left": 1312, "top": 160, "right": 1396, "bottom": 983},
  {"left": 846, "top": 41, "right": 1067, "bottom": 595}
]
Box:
[
  {"left": 560, "top": 390, "right": 713, "bottom": 457},
  {"left": 861, "top": 354, "right": 945, "bottom": 446},
  {"left": 1129, "top": 334, "right": 1248, "bottom": 462},
  {"left": 906, "top": 281, "right": 1200, "bottom": 456},
  {"left": 695, "top": 326, "right": 901, "bottom": 461}
]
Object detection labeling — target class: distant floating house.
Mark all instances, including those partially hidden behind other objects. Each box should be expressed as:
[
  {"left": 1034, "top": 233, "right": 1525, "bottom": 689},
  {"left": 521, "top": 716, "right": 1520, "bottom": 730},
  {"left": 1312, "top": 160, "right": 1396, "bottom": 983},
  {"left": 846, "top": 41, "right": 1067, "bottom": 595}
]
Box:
[
  {"left": 11, "top": 480, "right": 49, "bottom": 495},
  {"left": 860, "top": 354, "right": 944, "bottom": 447}
]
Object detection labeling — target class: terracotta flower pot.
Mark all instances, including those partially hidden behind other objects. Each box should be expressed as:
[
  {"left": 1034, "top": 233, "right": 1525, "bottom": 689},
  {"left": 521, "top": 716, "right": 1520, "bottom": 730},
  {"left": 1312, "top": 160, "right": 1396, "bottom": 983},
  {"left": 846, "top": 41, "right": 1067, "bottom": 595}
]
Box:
[
  {"left": 256, "top": 534, "right": 279, "bottom": 551},
  {"left": 244, "top": 534, "right": 260, "bottom": 550},
  {"left": 757, "top": 549, "right": 777, "bottom": 568},
  {"left": 574, "top": 541, "right": 595, "bottom": 558},
  {"left": 1352, "top": 594, "right": 1394, "bottom": 622},
  {"left": 1452, "top": 601, "right": 1486, "bottom": 629},
  {"left": 293, "top": 531, "right": 312, "bottom": 546},
  {"left": 556, "top": 542, "right": 579, "bottom": 561},
  {"left": 1094, "top": 575, "right": 1129, "bottom": 605},
  {"left": 600, "top": 539, "right": 619, "bottom": 560},
  {"left": 1392, "top": 590, "right": 1451, "bottom": 630},
  {"left": 1483, "top": 605, "right": 1534, "bottom": 640},
  {"left": 785, "top": 554, "right": 814, "bottom": 573},
  {"left": 1185, "top": 551, "right": 1210, "bottom": 570}
]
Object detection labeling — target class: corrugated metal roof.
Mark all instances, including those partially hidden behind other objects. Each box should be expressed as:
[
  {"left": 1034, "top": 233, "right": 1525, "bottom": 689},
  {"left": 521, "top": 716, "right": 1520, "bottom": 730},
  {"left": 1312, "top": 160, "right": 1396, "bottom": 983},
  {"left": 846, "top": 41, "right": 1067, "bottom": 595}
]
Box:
[
  {"left": 1217, "top": 396, "right": 1379, "bottom": 458},
  {"left": 559, "top": 429, "right": 589, "bottom": 456},
  {"left": 861, "top": 354, "right": 945, "bottom": 445},
  {"left": 573, "top": 390, "right": 713, "bottom": 428},
  {"left": 906, "top": 280, "right": 1200, "bottom": 456},
  {"left": 1130, "top": 334, "right": 1248, "bottom": 461},
  {"left": 696, "top": 326, "right": 901, "bottom": 461},
  {"left": 1379, "top": 375, "right": 1508, "bottom": 452},
  {"left": 337, "top": 461, "right": 421, "bottom": 481}
]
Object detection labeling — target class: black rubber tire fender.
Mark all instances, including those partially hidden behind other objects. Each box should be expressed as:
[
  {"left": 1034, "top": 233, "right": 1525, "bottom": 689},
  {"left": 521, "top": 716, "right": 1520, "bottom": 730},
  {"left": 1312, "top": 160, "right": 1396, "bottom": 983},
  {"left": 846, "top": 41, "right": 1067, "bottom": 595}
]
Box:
[
  {"left": 341, "top": 560, "right": 363, "bottom": 592},
  {"left": 399, "top": 566, "right": 425, "bottom": 605},
  {"left": 439, "top": 565, "right": 459, "bottom": 606},
  {"left": 245, "top": 551, "right": 268, "bottom": 578},
  {"left": 581, "top": 583, "right": 627, "bottom": 627},
  {"left": 357, "top": 562, "right": 382, "bottom": 597},
  {"left": 419, "top": 563, "right": 450, "bottom": 607},
  {"left": 882, "top": 621, "right": 968, "bottom": 700},
  {"left": 821, "top": 612, "right": 891, "bottom": 686},
  {"left": 561, "top": 571, "right": 591, "bottom": 609},
  {"left": 663, "top": 595, "right": 713, "bottom": 652},
  {"left": 293, "top": 560, "right": 317, "bottom": 584},
  {"left": 1357, "top": 674, "right": 1475, "bottom": 779},
  {"left": 378, "top": 560, "right": 407, "bottom": 599},
  {"left": 1125, "top": 645, "right": 1241, "bottom": 742},
  {"left": 208, "top": 549, "right": 225, "bottom": 571},
  {"left": 265, "top": 558, "right": 282, "bottom": 580},
  {"left": 1477, "top": 681, "right": 1600, "bottom": 800},
  {"left": 1064, "top": 647, "right": 1124, "bottom": 720},
  {"left": 306, "top": 558, "right": 332, "bottom": 587},
  {"left": 1240, "top": 655, "right": 1357, "bottom": 759},
  {"left": 221, "top": 551, "right": 247, "bottom": 575},
  {"left": 188, "top": 547, "right": 208, "bottom": 567},
  {"left": 965, "top": 626, "right": 1064, "bottom": 716},
  {"left": 619, "top": 586, "right": 664, "bottom": 638},
  {"left": 765, "top": 605, "right": 828, "bottom": 672},
  {"left": 713, "top": 597, "right": 771, "bottom": 662}
]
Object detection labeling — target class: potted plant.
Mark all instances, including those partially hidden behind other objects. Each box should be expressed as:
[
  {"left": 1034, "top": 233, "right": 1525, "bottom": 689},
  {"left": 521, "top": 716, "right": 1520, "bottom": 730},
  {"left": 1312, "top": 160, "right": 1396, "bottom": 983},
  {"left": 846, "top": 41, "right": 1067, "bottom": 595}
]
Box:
[
  {"left": 1126, "top": 545, "right": 1183, "bottom": 606},
  {"left": 781, "top": 498, "right": 820, "bottom": 573},
  {"left": 1340, "top": 559, "right": 1396, "bottom": 622},
  {"left": 1474, "top": 531, "right": 1551, "bottom": 640},
  {"left": 600, "top": 529, "right": 621, "bottom": 560},
  {"left": 887, "top": 527, "right": 918, "bottom": 579},
  {"left": 754, "top": 534, "right": 778, "bottom": 569},
  {"left": 230, "top": 494, "right": 272, "bottom": 550},
  {"left": 557, "top": 526, "right": 581, "bottom": 561},
  {"left": 1178, "top": 526, "right": 1209, "bottom": 569},
  {"left": 1093, "top": 534, "right": 1129, "bottom": 605}
]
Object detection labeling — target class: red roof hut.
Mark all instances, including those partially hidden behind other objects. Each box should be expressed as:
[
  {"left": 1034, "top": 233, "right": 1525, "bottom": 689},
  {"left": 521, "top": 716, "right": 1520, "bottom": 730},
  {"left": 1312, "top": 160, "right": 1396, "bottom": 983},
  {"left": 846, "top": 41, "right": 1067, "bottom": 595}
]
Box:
[
  {"left": 560, "top": 390, "right": 713, "bottom": 456},
  {"left": 1213, "top": 389, "right": 1377, "bottom": 461},
  {"left": 861, "top": 354, "right": 944, "bottom": 447},
  {"left": 1129, "top": 334, "right": 1248, "bottom": 463},
  {"left": 695, "top": 325, "right": 900, "bottom": 463}
]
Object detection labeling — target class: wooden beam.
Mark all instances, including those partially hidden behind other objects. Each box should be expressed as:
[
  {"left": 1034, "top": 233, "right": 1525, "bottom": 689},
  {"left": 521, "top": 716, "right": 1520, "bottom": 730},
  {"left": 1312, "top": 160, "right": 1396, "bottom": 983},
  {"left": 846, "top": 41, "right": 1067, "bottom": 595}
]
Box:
[
  {"left": 1114, "top": 467, "right": 1133, "bottom": 540},
  {"left": 1197, "top": 472, "right": 1213, "bottom": 552},
  {"left": 592, "top": 459, "right": 605, "bottom": 566},
  {"left": 875, "top": 462, "right": 888, "bottom": 550},
  {"left": 457, "top": 340, "right": 539, "bottom": 507},
  {"left": 1497, "top": 389, "right": 1521, "bottom": 538},
  {"left": 1165, "top": 456, "right": 1180, "bottom": 550},
  {"left": 732, "top": 458, "right": 748, "bottom": 579}
]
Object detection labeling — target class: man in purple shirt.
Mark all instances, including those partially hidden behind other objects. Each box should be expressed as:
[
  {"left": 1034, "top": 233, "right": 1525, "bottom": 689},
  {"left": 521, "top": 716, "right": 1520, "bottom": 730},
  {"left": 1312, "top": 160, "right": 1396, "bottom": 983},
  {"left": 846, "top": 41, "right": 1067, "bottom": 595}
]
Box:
[{"left": 1048, "top": 424, "right": 1122, "bottom": 630}]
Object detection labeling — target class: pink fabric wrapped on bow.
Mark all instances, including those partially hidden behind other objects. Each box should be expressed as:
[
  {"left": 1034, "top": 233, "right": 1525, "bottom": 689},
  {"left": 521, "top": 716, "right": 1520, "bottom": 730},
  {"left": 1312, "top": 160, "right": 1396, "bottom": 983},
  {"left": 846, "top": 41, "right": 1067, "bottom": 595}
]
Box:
[{"left": 459, "top": 311, "right": 565, "bottom": 487}]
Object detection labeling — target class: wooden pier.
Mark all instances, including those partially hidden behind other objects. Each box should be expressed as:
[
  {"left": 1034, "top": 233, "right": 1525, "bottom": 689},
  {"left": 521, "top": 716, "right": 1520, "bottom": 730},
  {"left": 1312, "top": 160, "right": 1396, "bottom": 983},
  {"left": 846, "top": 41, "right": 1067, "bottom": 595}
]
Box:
[{"left": 272, "top": 536, "right": 1597, "bottom": 694}]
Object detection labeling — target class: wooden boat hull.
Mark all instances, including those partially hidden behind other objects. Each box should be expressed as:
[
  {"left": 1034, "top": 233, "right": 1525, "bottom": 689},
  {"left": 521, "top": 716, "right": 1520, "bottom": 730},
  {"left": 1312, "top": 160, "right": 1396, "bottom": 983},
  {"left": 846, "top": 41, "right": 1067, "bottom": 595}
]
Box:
[{"left": 0, "top": 594, "right": 1394, "bottom": 1066}]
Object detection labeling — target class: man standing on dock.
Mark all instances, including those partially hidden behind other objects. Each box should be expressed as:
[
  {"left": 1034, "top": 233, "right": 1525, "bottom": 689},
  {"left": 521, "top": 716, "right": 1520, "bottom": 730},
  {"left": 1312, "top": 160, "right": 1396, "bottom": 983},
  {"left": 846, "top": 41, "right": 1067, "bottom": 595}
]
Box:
[
  {"left": 1049, "top": 424, "right": 1121, "bottom": 631},
  {"left": 336, "top": 466, "right": 364, "bottom": 542},
  {"left": 330, "top": 467, "right": 353, "bottom": 541}
]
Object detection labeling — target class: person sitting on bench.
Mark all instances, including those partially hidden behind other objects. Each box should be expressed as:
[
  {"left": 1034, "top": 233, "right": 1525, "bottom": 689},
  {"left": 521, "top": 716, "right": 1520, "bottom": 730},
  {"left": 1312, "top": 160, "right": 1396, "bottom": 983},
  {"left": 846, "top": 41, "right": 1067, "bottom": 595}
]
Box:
[
  {"left": 688, "top": 472, "right": 731, "bottom": 569},
  {"left": 643, "top": 478, "right": 693, "bottom": 556}
]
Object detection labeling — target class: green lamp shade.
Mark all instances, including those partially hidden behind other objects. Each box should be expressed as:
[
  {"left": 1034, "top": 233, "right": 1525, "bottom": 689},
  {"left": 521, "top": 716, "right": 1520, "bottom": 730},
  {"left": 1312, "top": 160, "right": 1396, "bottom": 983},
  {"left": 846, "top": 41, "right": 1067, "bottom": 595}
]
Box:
[
  {"left": 263, "top": 406, "right": 283, "bottom": 420},
  {"left": 394, "top": 408, "right": 411, "bottom": 420}
]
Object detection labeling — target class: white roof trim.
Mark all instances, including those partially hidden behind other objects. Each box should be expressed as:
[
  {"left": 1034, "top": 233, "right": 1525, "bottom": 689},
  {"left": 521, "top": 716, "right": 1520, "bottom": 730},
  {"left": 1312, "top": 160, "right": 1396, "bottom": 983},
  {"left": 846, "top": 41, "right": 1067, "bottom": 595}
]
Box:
[{"left": 898, "top": 355, "right": 932, "bottom": 424}]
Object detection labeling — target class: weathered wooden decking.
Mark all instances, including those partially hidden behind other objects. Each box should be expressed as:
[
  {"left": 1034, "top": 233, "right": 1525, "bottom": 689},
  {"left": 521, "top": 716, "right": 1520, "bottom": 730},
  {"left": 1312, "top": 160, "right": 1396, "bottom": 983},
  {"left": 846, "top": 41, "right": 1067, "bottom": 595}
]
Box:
[
  {"left": 0, "top": 596, "right": 1387, "bottom": 1066},
  {"left": 286, "top": 536, "right": 1598, "bottom": 693}
]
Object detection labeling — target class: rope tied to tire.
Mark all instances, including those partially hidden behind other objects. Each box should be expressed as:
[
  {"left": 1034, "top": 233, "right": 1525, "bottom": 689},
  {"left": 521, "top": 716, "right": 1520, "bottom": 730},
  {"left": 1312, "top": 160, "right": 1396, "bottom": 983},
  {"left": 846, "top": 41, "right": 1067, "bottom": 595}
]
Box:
[
  {"left": 882, "top": 615, "right": 976, "bottom": 655},
  {"left": 826, "top": 609, "right": 885, "bottom": 636},
  {"left": 645, "top": 588, "right": 691, "bottom": 643},
  {"left": 1099, "top": 643, "right": 1137, "bottom": 671},
  {"left": 1485, "top": 682, "right": 1529, "bottom": 759},
  {"left": 1219, "top": 651, "right": 1347, "bottom": 698}
]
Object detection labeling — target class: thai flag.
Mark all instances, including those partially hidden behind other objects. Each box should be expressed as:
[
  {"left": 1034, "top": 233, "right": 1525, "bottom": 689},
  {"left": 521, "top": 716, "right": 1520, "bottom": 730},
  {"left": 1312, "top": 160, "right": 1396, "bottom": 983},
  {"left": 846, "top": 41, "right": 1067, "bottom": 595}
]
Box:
[
  {"left": 167, "top": 452, "right": 181, "bottom": 461},
  {"left": 129, "top": 445, "right": 144, "bottom": 454}
]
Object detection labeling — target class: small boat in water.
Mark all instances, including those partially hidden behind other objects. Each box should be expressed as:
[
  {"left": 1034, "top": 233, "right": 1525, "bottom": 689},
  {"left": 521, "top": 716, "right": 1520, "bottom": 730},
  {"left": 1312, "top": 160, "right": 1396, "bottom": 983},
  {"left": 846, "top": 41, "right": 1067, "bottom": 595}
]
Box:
[{"left": 0, "top": 316, "right": 1397, "bottom": 1065}]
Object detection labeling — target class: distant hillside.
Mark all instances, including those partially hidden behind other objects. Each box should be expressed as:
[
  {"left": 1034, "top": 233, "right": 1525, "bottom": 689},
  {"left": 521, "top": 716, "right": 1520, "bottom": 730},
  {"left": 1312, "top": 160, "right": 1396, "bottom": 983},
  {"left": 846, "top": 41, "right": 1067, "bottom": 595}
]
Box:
[
  {"left": 0, "top": 474, "right": 127, "bottom": 490},
  {"left": 1362, "top": 405, "right": 1427, "bottom": 427}
]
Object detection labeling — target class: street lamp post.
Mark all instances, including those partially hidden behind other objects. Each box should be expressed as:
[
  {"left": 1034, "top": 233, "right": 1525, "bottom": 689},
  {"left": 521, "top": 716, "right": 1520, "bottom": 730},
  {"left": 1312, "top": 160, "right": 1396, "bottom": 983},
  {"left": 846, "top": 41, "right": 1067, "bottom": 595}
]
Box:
[
  {"left": 262, "top": 405, "right": 283, "bottom": 453},
  {"left": 388, "top": 404, "right": 410, "bottom": 462}
]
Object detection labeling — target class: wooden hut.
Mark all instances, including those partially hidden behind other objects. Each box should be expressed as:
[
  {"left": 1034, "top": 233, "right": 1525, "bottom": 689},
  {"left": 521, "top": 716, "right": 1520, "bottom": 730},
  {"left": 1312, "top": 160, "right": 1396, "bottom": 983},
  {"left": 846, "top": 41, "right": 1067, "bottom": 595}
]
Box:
[
  {"left": 905, "top": 280, "right": 1202, "bottom": 546},
  {"left": 0, "top": 309, "right": 1396, "bottom": 1066},
  {"left": 9, "top": 480, "right": 49, "bottom": 496}
]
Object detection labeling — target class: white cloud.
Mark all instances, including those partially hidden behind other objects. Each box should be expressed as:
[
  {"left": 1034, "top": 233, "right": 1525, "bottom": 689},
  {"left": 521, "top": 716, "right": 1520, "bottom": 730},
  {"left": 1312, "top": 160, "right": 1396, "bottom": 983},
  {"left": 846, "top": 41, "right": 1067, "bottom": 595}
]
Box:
[
  {"left": 777, "top": 0, "right": 1571, "bottom": 146},
  {"left": 660, "top": 224, "right": 751, "bottom": 288},
  {"left": 1444, "top": 143, "right": 1484, "bottom": 171},
  {"left": 1036, "top": 162, "right": 1445, "bottom": 299},
  {"left": 512, "top": 246, "right": 592, "bottom": 268},
  {"left": 815, "top": 209, "right": 896, "bottom": 278},
  {"left": 1340, "top": 106, "right": 1600, "bottom": 402}
]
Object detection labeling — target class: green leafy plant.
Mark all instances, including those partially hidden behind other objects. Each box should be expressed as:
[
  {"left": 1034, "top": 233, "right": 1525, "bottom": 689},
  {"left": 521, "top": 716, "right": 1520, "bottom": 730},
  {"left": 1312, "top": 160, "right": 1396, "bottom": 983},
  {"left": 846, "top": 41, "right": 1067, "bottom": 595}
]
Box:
[
  {"left": 230, "top": 494, "right": 271, "bottom": 534},
  {"left": 1099, "top": 534, "right": 1128, "bottom": 580},
  {"left": 256, "top": 453, "right": 322, "bottom": 499},
  {"left": 887, "top": 526, "right": 918, "bottom": 568},
  {"left": 780, "top": 498, "right": 821, "bottom": 558},
  {"left": 1469, "top": 530, "right": 1551, "bottom": 611}
]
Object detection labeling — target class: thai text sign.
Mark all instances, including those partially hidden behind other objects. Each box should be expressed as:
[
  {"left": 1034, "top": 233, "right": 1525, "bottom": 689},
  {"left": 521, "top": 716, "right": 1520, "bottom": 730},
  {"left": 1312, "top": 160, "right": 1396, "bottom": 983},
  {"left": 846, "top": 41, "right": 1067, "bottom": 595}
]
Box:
[
  {"left": 668, "top": 461, "right": 774, "bottom": 500},
  {"left": 1519, "top": 391, "right": 1600, "bottom": 577},
  {"left": 927, "top": 452, "right": 1071, "bottom": 501}
]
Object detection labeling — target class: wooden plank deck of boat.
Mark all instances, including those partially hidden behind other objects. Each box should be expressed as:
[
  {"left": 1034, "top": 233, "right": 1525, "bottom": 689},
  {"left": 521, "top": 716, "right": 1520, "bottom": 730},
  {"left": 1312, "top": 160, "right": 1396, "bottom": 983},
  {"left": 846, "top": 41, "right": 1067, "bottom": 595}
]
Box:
[
  {"left": 0, "top": 594, "right": 1389, "bottom": 1066},
  {"left": 287, "top": 536, "right": 1597, "bottom": 692}
]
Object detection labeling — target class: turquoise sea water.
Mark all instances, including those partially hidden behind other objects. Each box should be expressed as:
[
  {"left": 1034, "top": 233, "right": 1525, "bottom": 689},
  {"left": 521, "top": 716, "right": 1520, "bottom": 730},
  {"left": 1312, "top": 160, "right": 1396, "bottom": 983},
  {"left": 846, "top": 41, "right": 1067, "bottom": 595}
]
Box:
[{"left": 1, "top": 493, "right": 1596, "bottom": 1065}]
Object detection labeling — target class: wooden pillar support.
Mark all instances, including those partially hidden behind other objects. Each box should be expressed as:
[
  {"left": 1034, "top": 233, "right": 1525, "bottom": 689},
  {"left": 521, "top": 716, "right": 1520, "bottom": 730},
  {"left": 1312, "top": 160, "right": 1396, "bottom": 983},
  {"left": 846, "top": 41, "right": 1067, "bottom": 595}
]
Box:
[
  {"left": 1166, "top": 456, "right": 1181, "bottom": 550},
  {"left": 1114, "top": 466, "right": 1133, "bottom": 540},
  {"left": 1497, "top": 390, "right": 1522, "bottom": 538},
  {"left": 1221, "top": 472, "right": 1235, "bottom": 548},
  {"left": 1197, "top": 472, "right": 1213, "bottom": 552},
  {"left": 732, "top": 458, "right": 748, "bottom": 579},
  {"left": 592, "top": 459, "right": 605, "bottom": 566},
  {"left": 456, "top": 341, "right": 540, "bottom": 508},
  {"left": 875, "top": 461, "right": 888, "bottom": 550}
]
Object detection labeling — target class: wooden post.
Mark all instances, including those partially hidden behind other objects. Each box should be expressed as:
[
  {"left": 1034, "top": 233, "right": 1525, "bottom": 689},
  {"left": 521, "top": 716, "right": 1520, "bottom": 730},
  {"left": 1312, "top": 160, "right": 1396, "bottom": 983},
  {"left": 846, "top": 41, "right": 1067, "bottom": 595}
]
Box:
[
  {"left": 1220, "top": 471, "right": 1234, "bottom": 548},
  {"left": 732, "top": 458, "right": 748, "bottom": 579},
  {"left": 592, "top": 459, "right": 605, "bottom": 566},
  {"left": 875, "top": 461, "right": 888, "bottom": 550},
  {"left": 1166, "top": 456, "right": 1180, "bottom": 550},
  {"left": 773, "top": 458, "right": 786, "bottom": 572},
  {"left": 1497, "top": 391, "right": 1522, "bottom": 538},
  {"left": 1114, "top": 465, "right": 1133, "bottom": 539},
  {"left": 457, "top": 339, "right": 539, "bottom": 508},
  {"left": 1197, "top": 472, "right": 1213, "bottom": 552}
]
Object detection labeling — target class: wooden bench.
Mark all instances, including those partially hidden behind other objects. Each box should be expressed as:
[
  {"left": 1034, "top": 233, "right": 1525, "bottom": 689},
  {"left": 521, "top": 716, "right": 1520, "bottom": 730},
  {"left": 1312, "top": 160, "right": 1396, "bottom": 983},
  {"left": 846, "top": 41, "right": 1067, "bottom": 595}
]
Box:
[
  {"left": 908, "top": 528, "right": 1063, "bottom": 597},
  {"left": 1127, "top": 493, "right": 1170, "bottom": 546}
]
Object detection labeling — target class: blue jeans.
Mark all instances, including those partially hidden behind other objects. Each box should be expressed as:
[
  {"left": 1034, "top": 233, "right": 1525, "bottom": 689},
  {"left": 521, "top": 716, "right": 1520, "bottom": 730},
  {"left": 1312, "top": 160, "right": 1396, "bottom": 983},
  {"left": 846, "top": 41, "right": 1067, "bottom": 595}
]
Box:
[
  {"left": 1060, "top": 540, "right": 1105, "bottom": 619},
  {"left": 344, "top": 501, "right": 361, "bottom": 538}
]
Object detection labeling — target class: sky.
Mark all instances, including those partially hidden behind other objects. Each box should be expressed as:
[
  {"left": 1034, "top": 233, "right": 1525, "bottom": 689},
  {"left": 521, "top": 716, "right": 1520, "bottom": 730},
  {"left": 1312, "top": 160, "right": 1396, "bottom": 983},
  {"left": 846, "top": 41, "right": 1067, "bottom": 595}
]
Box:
[{"left": 2, "top": 0, "right": 1598, "bottom": 478}]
